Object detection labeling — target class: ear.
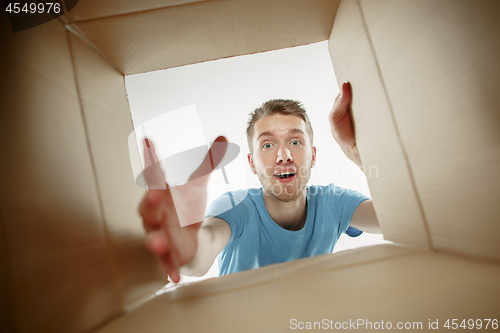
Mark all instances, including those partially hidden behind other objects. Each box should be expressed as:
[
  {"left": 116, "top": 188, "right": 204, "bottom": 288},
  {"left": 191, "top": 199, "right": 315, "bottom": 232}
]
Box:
[
  {"left": 247, "top": 153, "right": 257, "bottom": 174},
  {"left": 311, "top": 146, "right": 317, "bottom": 168}
]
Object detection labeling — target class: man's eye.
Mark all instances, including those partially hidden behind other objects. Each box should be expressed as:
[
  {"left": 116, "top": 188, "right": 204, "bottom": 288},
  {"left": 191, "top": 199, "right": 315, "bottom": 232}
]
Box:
[
  {"left": 290, "top": 140, "right": 300, "bottom": 146},
  {"left": 263, "top": 143, "right": 273, "bottom": 149}
]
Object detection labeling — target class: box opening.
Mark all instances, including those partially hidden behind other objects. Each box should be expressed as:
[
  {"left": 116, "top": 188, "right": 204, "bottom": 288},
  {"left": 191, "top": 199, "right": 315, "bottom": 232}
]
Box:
[{"left": 124, "top": 41, "right": 388, "bottom": 285}]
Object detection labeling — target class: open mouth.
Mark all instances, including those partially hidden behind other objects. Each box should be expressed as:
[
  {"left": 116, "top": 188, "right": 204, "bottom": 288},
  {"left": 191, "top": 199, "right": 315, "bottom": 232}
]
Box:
[{"left": 275, "top": 172, "right": 296, "bottom": 179}]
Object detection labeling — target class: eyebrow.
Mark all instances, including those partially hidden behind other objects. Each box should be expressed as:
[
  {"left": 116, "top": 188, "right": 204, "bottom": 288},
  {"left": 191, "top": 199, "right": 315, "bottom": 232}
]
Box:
[{"left": 256, "top": 128, "right": 305, "bottom": 141}]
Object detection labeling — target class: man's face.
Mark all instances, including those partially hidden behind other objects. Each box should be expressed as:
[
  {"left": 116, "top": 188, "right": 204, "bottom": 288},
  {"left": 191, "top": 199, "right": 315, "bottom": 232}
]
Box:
[{"left": 248, "top": 114, "right": 316, "bottom": 202}]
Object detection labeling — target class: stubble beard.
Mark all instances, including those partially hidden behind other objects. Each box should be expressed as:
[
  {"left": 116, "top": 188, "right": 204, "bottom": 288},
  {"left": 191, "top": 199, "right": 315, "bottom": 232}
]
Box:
[{"left": 257, "top": 166, "right": 311, "bottom": 203}]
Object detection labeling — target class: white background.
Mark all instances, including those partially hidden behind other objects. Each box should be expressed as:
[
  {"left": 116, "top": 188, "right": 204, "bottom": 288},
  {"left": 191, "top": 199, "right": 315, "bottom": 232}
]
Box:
[{"left": 125, "top": 41, "right": 388, "bottom": 285}]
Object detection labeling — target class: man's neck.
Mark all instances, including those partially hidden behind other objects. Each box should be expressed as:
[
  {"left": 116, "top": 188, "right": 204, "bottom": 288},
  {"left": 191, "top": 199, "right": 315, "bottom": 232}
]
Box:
[{"left": 262, "top": 188, "right": 307, "bottom": 231}]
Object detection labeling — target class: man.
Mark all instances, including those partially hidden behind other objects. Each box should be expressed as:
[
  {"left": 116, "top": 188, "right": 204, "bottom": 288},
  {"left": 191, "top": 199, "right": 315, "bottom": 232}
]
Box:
[{"left": 139, "top": 83, "right": 381, "bottom": 283}]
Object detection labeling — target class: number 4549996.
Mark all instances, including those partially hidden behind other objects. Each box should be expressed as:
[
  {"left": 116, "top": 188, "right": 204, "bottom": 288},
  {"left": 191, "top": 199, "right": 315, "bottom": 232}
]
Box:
[
  {"left": 5, "top": 2, "right": 61, "bottom": 14},
  {"left": 444, "top": 319, "right": 498, "bottom": 330}
]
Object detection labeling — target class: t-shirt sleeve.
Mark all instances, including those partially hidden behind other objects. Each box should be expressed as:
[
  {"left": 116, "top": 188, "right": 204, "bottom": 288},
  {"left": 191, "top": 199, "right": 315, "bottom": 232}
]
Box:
[
  {"left": 327, "top": 184, "right": 370, "bottom": 235},
  {"left": 205, "top": 190, "right": 248, "bottom": 245}
]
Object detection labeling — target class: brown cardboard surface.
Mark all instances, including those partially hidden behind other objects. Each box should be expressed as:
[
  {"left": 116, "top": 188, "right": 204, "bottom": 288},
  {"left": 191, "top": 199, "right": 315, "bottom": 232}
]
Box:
[
  {"left": 360, "top": 0, "right": 500, "bottom": 261},
  {"left": 67, "top": 0, "right": 340, "bottom": 75},
  {"left": 67, "top": 32, "right": 165, "bottom": 308},
  {"left": 0, "top": 204, "right": 16, "bottom": 333},
  {"left": 163, "top": 244, "right": 421, "bottom": 301},
  {"left": 0, "top": 19, "right": 121, "bottom": 332},
  {"left": 2, "top": 0, "right": 500, "bottom": 331},
  {"left": 328, "top": 0, "right": 430, "bottom": 250},
  {"left": 98, "top": 244, "right": 500, "bottom": 332},
  {"left": 61, "top": 0, "right": 207, "bottom": 23}
]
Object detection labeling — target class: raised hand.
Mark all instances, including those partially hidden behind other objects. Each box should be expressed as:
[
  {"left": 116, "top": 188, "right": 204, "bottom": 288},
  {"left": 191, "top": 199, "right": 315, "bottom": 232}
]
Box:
[
  {"left": 139, "top": 137, "right": 228, "bottom": 283},
  {"left": 329, "top": 82, "right": 362, "bottom": 166}
]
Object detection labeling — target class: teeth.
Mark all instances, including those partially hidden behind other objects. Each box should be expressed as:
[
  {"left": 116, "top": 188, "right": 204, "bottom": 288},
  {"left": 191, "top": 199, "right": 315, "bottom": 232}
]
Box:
[{"left": 276, "top": 172, "right": 295, "bottom": 178}]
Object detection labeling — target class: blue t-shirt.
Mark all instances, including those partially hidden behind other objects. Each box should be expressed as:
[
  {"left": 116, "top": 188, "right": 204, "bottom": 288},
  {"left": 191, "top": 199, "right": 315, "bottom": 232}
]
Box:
[{"left": 205, "top": 184, "right": 369, "bottom": 276}]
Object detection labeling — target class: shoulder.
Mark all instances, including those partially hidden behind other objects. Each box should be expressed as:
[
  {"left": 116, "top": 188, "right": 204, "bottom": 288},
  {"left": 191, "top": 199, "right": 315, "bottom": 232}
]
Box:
[
  {"left": 307, "top": 183, "right": 369, "bottom": 209},
  {"left": 205, "top": 188, "right": 262, "bottom": 245},
  {"left": 308, "top": 183, "right": 367, "bottom": 197},
  {"left": 306, "top": 183, "right": 340, "bottom": 200},
  {"left": 205, "top": 188, "right": 259, "bottom": 219}
]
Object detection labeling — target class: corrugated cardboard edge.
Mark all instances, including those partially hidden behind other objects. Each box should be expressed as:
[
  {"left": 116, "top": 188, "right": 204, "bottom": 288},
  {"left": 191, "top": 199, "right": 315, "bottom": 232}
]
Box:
[
  {"left": 328, "top": 0, "right": 431, "bottom": 249},
  {"left": 0, "top": 17, "right": 124, "bottom": 332},
  {"left": 355, "top": 0, "right": 433, "bottom": 246},
  {"left": 162, "top": 244, "right": 423, "bottom": 302},
  {"left": 64, "top": 23, "right": 124, "bottom": 75},
  {"left": 97, "top": 243, "right": 500, "bottom": 333},
  {"left": 67, "top": 26, "right": 166, "bottom": 309},
  {"left": 59, "top": 0, "right": 209, "bottom": 24},
  {"left": 360, "top": 0, "right": 500, "bottom": 262},
  {"left": 65, "top": 28, "right": 125, "bottom": 311},
  {"left": 66, "top": 0, "right": 340, "bottom": 75}
]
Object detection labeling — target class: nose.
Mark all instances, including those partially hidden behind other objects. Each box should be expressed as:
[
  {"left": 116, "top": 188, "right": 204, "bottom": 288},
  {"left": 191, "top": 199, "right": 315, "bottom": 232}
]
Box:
[{"left": 276, "top": 145, "right": 293, "bottom": 164}]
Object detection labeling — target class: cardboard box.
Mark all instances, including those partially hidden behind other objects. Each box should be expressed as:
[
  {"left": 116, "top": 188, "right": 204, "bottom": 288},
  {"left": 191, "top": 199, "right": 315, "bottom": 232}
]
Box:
[{"left": 1, "top": 0, "right": 499, "bottom": 332}]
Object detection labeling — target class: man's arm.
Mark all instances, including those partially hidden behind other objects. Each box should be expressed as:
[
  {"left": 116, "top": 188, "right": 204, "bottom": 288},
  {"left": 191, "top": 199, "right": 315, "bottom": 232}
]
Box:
[
  {"left": 179, "top": 217, "right": 231, "bottom": 276},
  {"left": 140, "top": 137, "right": 230, "bottom": 282},
  {"left": 330, "top": 83, "right": 381, "bottom": 234},
  {"left": 350, "top": 200, "right": 381, "bottom": 234}
]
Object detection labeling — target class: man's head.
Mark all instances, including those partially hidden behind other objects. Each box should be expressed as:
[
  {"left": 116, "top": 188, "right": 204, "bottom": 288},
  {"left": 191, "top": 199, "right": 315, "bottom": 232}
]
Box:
[
  {"left": 246, "top": 99, "right": 314, "bottom": 153},
  {"left": 246, "top": 100, "right": 316, "bottom": 202}
]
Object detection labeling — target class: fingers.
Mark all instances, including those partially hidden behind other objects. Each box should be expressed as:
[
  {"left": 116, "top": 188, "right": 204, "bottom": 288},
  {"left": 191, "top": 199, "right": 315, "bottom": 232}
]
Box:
[
  {"left": 145, "top": 229, "right": 169, "bottom": 255},
  {"left": 209, "top": 136, "right": 228, "bottom": 170},
  {"left": 143, "top": 139, "right": 167, "bottom": 190},
  {"left": 143, "top": 138, "right": 158, "bottom": 167},
  {"left": 140, "top": 139, "right": 185, "bottom": 282},
  {"left": 339, "top": 82, "right": 352, "bottom": 107},
  {"left": 188, "top": 135, "right": 228, "bottom": 182},
  {"left": 330, "top": 82, "right": 353, "bottom": 125},
  {"left": 145, "top": 230, "right": 181, "bottom": 283},
  {"left": 140, "top": 190, "right": 165, "bottom": 232},
  {"left": 161, "top": 254, "right": 181, "bottom": 283}
]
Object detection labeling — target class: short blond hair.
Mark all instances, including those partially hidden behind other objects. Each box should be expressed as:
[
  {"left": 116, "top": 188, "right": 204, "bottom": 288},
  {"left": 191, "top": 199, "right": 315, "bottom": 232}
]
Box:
[{"left": 246, "top": 99, "right": 314, "bottom": 153}]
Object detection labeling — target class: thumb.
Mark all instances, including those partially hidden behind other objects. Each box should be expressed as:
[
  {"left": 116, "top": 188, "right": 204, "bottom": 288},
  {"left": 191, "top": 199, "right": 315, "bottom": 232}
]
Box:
[
  {"left": 188, "top": 136, "right": 228, "bottom": 182},
  {"left": 338, "top": 82, "right": 352, "bottom": 108},
  {"left": 143, "top": 139, "right": 167, "bottom": 190},
  {"left": 330, "top": 82, "right": 352, "bottom": 125}
]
